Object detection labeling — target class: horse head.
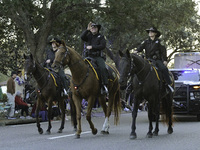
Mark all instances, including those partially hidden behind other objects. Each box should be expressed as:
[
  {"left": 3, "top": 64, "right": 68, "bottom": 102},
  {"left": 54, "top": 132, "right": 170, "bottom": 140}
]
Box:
[
  {"left": 52, "top": 46, "right": 70, "bottom": 70},
  {"left": 24, "top": 54, "right": 36, "bottom": 80},
  {"left": 118, "top": 50, "right": 131, "bottom": 90}
]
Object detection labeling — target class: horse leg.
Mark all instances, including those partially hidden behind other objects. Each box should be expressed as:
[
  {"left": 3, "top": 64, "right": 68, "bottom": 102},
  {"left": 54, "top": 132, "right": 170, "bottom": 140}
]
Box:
[
  {"left": 167, "top": 94, "right": 173, "bottom": 134},
  {"left": 153, "top": 99, "right": 160, "bottom": 136},
  {"left": 58, "top": 99, "right": 65, "bottom": 133},
  {"left": 73, "top": 95, "right": 82, "bottom": 138},
  {"left": 36, "top": 99, "right": 43, "bottom": 134},
  {"left": 86, "top": 96, "right": 98, "bottom": 135},
  {"left": 130, "top": 99, "right": 140, "bottom": 139},
  {"left": 98, "top": 96, "right": 110, "bottom": 134},
  {"left": 147, "top": 102, "right": 153, "bottom": 138},
  {"left": 46, "top": 99, "right": 53, "bottom": 134}
]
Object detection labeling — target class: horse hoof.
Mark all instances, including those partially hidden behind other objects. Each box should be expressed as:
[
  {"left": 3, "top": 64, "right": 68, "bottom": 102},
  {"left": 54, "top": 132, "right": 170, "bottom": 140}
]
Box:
[
  {"left": 75, "top": 134, "right": 80, "bottom": 139},
  {"left": 153, "top": 131, "right": 158, "bottom": 136},
  {"left": 168, "top": 128, "right": 173, "bottom": 134},
  {"left": 101, "top": 131, "right": 109, "bottom": 134},
  {"left": 146, "top": 133, "right": 153, "bottom": 138},
  {"left": 57, "top": 130, "right": 62, "bottom": 133},
  {"left": 38, "top": 128, "right": 43, "bottom": 134},
  {"left": 46, "top": 131, "right": 51, "bottom": 135},
  {"left": 92, "top": 128, "right": 98, "bottom": 135},
  {"left": 130, "top": 133, "right": 137, "bottom": 140}
]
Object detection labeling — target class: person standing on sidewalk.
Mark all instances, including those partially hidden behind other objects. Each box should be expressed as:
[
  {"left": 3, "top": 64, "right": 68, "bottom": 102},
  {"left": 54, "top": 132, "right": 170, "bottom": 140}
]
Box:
[
  {"left": 14, "top": 70, "right": 25, "bottom": 99},
  {"left": 7, "top": 71, "right": 17, "bottom": 119}
]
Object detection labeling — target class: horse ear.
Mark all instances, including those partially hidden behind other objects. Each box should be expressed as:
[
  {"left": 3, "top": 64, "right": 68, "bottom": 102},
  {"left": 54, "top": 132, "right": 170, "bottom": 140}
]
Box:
[
  {"left": 126, "top": 50, "right": 131, "bottom": 58},
  {"left": 119, "top": 50, "right": 123, "bottom": 57}
]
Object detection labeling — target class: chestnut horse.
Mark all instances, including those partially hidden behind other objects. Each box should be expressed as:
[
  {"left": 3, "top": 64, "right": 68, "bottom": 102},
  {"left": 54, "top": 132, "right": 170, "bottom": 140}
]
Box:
[
  {"left": 118, "top": 50, "right": 173, "bottom": 139},
  {"left": 24, "top": 54, "right": 77, "bottom": 134},
  {"left": 52, "top": 46, "right": 121, "bottom": 138}
]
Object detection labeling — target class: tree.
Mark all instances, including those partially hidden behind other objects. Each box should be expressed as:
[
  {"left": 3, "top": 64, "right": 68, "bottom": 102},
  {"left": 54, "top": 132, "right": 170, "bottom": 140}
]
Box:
[
  {"left": 0, "top": 0, "right": 199, "bottom": 75},
  {"left": 0, "top": 0, "right": 101, "bottom": 72}
]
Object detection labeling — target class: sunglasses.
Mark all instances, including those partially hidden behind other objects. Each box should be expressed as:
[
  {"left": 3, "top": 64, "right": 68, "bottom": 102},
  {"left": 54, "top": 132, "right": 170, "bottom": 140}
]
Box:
[{"left": 91, "top": 25, "right": 97, "bottom": 28}]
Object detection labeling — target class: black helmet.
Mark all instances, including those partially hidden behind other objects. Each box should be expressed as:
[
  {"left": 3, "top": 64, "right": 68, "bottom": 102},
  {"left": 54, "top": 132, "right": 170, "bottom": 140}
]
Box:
[
  {"left": 49, "top": 37, "right": 62, "bottom": 45},
  {"left": 146, "top": 27, "right": 161, "bottom": 37},
  {"left": 91, "top": 23, "right": 101, "bottom": 32}
]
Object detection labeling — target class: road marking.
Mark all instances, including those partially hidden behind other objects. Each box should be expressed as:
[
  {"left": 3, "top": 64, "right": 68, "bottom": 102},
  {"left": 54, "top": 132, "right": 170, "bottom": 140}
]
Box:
[{"left": 48, "top": 131, "right": 91, "bottom": 140}]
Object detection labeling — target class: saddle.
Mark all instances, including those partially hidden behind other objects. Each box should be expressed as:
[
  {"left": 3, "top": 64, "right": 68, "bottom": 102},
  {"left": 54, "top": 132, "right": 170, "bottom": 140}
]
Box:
[
  {"left": 44, "top": 68, "right": 71, "bottom": 96},
  {"left": 84, "top": 57, "right": 118, "bottom": 84},
  {"left": 146, "top": 59, "right": 173, "bottom": 94}
]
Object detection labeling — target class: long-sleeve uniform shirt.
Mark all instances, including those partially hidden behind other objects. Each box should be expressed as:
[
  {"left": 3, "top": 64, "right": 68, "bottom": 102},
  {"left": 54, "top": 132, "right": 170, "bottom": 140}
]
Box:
[
  {"left": 80, "top": 30, "right": 106, "bottom": 57},
  {"left": 136, "top": 37, "right": 167, "bottom": 61}
]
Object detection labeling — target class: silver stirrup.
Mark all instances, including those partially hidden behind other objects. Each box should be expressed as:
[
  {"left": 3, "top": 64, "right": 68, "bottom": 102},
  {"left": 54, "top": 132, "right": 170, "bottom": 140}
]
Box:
[{"left": 168, "top": 85, "right": 174, "bottom": 93}]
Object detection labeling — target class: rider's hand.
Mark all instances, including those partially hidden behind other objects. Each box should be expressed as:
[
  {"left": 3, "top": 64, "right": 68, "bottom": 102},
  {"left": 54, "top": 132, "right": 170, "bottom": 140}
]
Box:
[
  {"left": 133, "top": 50, "right": 138, "bottom": 54},
  {"left": 87, "top": 22, "right": 92, "bottom": 30},
  {"left": 46, "top": 59, "right": 51, "bottom": 63},
  {"left": 163, "top": 61, "right": 168, "bottom": 66},
  {"left": 87, "top": 46, "right": 92, "bottom": 50}
]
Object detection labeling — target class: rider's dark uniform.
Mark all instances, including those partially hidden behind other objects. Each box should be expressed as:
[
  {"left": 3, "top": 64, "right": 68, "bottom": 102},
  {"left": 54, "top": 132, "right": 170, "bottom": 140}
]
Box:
[
  {"left": 136, "top": 27, "right": 172, "bottom": 89},
  {"left": 45, "top": 38, "right": 69, "bottom": 95},
  {"left": 81, "top": 23, "right": 108, "bottom": 94}
]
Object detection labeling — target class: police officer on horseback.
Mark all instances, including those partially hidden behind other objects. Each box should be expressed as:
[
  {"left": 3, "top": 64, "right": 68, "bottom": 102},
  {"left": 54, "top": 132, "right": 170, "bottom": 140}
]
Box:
[
  {"left": 45, "top": 37, "right": 69, "bottom": 96},
  {"left": 136, "top": 27, "right": 174, "bottom": 92},
  {"left": 81, "top": 22, "right": 108, "bottom": 95}
]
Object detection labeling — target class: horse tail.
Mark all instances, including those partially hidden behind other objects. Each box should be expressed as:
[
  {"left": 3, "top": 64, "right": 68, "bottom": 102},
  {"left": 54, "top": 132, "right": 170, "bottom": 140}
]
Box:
[
  {"left": 113, "top": 86, "right": 121, "bottom": 125},
  {"left": 69, "top": 95, "right": 77, "bottom": 129}
]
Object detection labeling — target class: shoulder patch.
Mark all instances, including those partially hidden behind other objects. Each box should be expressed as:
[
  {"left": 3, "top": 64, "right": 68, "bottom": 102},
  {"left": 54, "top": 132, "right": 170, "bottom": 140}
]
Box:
[{"left": 155, "top": 40, "right": 159, "bottom": 43}]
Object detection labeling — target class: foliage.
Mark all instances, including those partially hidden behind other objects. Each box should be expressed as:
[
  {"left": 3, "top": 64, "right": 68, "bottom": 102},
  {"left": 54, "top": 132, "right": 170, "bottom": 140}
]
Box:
[
  {"left": 0, "top": 94, "right": 8, "bottom": 103},
  {"left": 0, "top": 0, "right": 199, "bottom": 75}
]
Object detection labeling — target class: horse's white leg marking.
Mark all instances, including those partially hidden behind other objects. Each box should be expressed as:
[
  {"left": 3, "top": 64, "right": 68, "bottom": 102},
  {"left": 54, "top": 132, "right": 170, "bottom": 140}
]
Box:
[{"left": 102, "top": 117, "right": 110, "bottom": 132}]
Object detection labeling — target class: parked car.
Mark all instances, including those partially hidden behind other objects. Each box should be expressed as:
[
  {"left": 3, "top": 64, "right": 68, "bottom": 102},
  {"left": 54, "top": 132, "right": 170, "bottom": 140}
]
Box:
[{"left": 170, "top": 68, "right": 200, "bottom": 120}]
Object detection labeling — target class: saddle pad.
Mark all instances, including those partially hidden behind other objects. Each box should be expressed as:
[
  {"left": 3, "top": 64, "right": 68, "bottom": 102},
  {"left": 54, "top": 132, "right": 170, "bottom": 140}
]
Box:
[{"left": 44, "top": 68, "right": 58, "bottom": 87}]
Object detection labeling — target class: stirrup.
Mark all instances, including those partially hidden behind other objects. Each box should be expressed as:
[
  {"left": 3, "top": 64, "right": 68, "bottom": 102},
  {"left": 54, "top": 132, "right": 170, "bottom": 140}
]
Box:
[
  {"left": 63, "top": 89, "right": 68, "bottom": 96},
  {"left": 101, "top": 85, "right": 108, "bottom": 95},
  {"left": 168, "top": 85, "right": 174, "bottom": 93}
]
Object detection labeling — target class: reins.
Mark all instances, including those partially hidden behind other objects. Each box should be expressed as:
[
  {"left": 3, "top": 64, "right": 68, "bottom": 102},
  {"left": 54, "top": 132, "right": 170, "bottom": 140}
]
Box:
[{"left": 131, "top": 56, "right": 152, "bottom": 85}]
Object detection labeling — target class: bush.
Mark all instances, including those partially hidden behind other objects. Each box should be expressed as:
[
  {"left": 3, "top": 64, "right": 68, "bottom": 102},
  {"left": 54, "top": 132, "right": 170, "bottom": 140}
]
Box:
[{"left": 0, "top": 94, "right": 8, "bottom": 103}]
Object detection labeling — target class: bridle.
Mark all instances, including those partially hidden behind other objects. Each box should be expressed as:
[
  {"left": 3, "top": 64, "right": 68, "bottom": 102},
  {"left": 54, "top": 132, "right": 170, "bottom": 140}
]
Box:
[{"left": 128, "top": 55, "right": 152, "bottom": 84}]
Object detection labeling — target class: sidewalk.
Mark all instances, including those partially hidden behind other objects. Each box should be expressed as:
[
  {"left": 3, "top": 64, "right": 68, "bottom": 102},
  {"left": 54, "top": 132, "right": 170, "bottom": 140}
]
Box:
[{"left": 0, "top": 108, "right": 131, "bottom": 126}]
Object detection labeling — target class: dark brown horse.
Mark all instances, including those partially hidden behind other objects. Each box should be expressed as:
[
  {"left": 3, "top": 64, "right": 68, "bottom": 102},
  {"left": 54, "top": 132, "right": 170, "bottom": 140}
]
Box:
[
  {"left": 24, "top": 54, "right": 76, "bottom": 134},
  {"left": 118, "top": 50, "right": 174, "bottom": 139},
  {"left": 52, "top": 46, "right": 121, "bottom": 138}
]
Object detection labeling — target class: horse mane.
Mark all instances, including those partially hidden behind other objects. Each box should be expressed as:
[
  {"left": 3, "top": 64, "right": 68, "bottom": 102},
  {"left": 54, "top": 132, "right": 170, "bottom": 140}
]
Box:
[{"left": 66, "top": 46, "right": 84, "bottom": 60}]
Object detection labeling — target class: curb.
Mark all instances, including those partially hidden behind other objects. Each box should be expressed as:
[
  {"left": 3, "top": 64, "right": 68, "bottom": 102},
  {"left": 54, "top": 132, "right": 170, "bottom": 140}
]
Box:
[{"left": 0, "top": 118, "right": 36, "bottom": 126}]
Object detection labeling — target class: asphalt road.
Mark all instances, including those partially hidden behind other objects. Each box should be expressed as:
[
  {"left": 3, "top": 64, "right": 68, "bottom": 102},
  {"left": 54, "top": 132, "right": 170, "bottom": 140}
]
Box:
[{"left": 0, "top": 111, "right": 200, "bottom": 150}]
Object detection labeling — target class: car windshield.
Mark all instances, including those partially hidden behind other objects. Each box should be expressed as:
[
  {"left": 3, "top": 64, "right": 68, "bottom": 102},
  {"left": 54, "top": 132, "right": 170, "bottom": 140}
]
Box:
[{"left": 171, "top": 70, "right": 200, "bottom": 81}]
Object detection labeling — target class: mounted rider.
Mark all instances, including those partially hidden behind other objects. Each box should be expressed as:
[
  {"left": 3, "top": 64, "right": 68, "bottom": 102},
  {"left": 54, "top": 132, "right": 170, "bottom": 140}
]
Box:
[
  {"left": 80, "top": 22, "right": 108, "bottom": 95},
  {"left": 45, "top": 37, "right": 69, "bottom": 96},
  {"left": 135, "top": 27, "right": 174, "bottom": 92}
]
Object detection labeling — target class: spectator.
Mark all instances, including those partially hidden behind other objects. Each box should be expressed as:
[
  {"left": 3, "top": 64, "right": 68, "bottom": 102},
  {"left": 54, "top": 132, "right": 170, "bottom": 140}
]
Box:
[
  {"left": 51, "top": 101, "right": 61, "bottom": 120},
  {"left": 31, "top": 102, "right": 48, "bottom": 122},
  {"left": 14, "top": 70, "right": 25, "bottom": 99},
  {"left": 7, "top": 71, "right": 17, "bottom": 119},
  {"left": 15, "top": 91, "right": 32, "bottom": 119}
]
